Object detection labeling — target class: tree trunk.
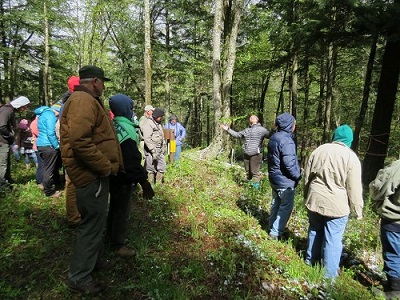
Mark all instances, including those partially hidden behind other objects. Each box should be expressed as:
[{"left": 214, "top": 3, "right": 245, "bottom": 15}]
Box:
[
  {"left": 201, "top": 0, "right": 244, "bottom": 159},
  {"left": 362, "top": 33, "right": 400, "bottom": 184},
  {"left": 316, "top": 57, "right": 325, "bottom": 127},
  {"left": 144, "top": 0, "right": 152, "bottom": 105},
  {"left": 0, "top": 2, "right": 9, "bottom": 103},
  {"left": 276, "top": 63, "right": 288, "bottom": 115},
  {"left": 352, "top": 33, "right": 378, "bottom": 154},
  {"left": 322, "top": 42, "right": 336, "bottom": 143},
  {"left": 259, "top": 73, "right": 271, "bottom": 125},
  {"left": 289, "top": 53, "right": 298, "bottom": 119},
  {"left": 43, "top": 0, "right": 50, "bottom": 105}
]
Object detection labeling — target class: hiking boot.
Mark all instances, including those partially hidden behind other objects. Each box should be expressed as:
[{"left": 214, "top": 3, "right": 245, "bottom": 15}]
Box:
[
  {"left": 49, "top": 190, "right": 62, "bottom": 198},
  {"left": 67, "top": 279, "right": 103, "bottom": 296},
  {"left": 114, "top": 245, "right": 135, "bottom": 257}
]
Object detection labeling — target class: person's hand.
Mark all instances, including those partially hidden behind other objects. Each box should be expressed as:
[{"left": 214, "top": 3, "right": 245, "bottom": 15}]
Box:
[
  {"left": 220, "top": 124, "right": 229, "bottom": 131},
  {"left": 140, "top": 180, "right": 155, "bottom": 200},
  {"left": 356, "top": 215, "right": 363, "bottom": 220}
]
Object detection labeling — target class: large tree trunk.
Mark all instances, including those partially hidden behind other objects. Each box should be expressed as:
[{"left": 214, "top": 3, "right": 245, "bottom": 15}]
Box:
[
  {"left": 144, "top": 0, "right": 152, "bottom": 105},
  {"left": 201, "top": 0, "right": 244, "bottom": 160},
  {"left": 362, "top": 33, "right": 400, "bottom": 184},
  {"left": 352, "top": 33, "right": 378, "bottom": 154}
]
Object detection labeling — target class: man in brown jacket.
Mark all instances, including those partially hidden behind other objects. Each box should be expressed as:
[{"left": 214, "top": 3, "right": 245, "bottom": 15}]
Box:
[{"left": 60, "top": 65, "right": 122, "bottom": 295}]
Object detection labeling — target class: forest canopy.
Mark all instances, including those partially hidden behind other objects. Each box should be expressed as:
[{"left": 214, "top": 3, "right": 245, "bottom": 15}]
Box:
[{"left": 0, "top": 0, "right": 399, "bottom": 182}]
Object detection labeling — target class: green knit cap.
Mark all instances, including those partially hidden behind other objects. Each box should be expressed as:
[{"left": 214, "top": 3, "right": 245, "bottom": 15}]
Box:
[{"left": 333, "top": 125, "right": 353, "bottom": 148}]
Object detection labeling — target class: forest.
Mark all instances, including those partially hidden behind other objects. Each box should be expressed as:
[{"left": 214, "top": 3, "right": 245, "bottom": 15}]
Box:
[
  {"left": 0, "top": 0, "right": 399, "bottom": 181},
  {"left": 1, "top": 0, "right": 400, "bottom": 299}
]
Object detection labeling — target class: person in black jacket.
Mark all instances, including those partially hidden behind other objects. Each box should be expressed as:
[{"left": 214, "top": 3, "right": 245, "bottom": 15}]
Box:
[
  {"left": 221, "top": 115, "right": 269, "bottom": 189},
  {"left": 267, "top": 113, "right": 301, "bottom": 240},
  {"left": 108, "top": 94, "right": 154, "bottom": 257}
]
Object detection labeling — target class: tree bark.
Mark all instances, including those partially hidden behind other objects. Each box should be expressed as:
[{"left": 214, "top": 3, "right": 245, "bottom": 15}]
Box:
[
  {"left": 144, "top": 0, "right": 152, "bottom": 105},
  {"left": 362, "top": 32, "right": 400, "bottom": 184},
  {"left": 352, "top": 33, "right": 378, "bottom": 154},
  {"left": 201, "top": 0, "right": 244, "bottom": 159}
]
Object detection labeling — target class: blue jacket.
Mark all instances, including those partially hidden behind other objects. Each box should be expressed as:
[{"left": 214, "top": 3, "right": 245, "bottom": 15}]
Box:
[
  {"left": 267, "top": 113, "right": 301, "bottom": 189},
  {"left": 165, "top": 121, "right": 186, "bottom": 146},
  {"left": 35, "top": 106, "right": 59, "bottom": 149}
]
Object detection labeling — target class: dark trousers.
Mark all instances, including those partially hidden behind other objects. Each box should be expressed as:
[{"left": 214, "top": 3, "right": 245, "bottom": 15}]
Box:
[
  {"left": 108, "top": 176, "right": 132, "bottom": 248},
  {"left": 38, "top": 146, "right": 60, "bottom": 196},
  {"left": 69, "top": 177, "right": 109, "bottom": 284},
  {"left": 35, "top": 151, "right": 43, "bottom": 184},
  {"left": 244, "top": 153, "right": 262, "bottom": 182}
]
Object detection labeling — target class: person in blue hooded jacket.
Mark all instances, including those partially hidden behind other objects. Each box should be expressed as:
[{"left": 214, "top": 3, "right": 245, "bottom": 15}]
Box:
[
  {"left": 267, "top": 112, "right": 301, "bottom": 240},
  {"left": 36, "top": 101, "right": 62, "bottom": 198},
  {"left": 108, "top": 94, "right": 154, "bottom": 257}
]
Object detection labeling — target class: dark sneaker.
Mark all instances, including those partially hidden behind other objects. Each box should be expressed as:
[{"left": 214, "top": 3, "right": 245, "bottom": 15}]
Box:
[{"left": 67, "top": 279, "right": 103, "bottom": 296}]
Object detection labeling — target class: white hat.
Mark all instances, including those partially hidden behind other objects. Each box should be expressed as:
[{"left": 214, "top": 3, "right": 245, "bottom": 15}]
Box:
[
  {"left": 144, "top": 105, "right": 154, "bottom": 111},
  {"left": 10, "top": 96, "right": 30, "bottom": 109}
]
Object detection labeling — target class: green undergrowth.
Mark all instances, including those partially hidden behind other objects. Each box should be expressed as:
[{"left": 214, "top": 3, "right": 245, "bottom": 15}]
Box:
[{"left": 0, "top": 151, "right": 385, "bottom": 299}]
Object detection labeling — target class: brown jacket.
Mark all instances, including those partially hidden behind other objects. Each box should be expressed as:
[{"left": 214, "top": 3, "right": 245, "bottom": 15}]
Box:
[{"left": 60, "top": 85, "right": 123, "bottom": 188}]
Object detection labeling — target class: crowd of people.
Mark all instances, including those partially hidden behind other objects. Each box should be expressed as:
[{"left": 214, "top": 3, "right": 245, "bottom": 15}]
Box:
[
  {"left": 221, "top": 111, "right": 399, "bottom": 298},
  {"left": 1, "top": 65, "right": 399, "bottom": 298}
]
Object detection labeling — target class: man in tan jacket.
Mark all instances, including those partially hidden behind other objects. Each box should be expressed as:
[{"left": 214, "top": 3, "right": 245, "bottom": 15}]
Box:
[
  {"left": 304, "top": 124, "right": 363, "bottom": 279},
  {"left": 60, "top": 65, "right": 123, "bottom": 295}
]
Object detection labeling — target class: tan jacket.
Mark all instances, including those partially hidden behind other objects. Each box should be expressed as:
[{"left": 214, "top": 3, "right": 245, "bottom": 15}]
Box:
[
  {"left": 141, "top": 117, "right": 165, "bottom": 153},
  {"left": 304, "top": 142, "right": 363, "bottom": 218},
  {"left": 59, "top": 86, "right": 123, "bottom": 188}
]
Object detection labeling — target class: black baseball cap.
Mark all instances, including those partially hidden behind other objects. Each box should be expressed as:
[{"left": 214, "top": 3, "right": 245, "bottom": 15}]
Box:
[{"left": 79, "top": 65, "right": 111, "bottom": 81}]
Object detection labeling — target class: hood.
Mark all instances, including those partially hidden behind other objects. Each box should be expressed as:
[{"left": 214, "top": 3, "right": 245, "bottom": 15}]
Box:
[
  {"left": 34, "top": 106, "right": 50, "bottom": 116},
  {"left": 109, "top": 94, "right": 134, "bottom": 120},
  {"left": 333, "top": 124, "right": 353, "bottom": 148},
  {"left": 10, "top": 96, "right": 30, "bottom": 109},
  {"left": 275, "top": 112, "right": 295, "bottom": 133}
]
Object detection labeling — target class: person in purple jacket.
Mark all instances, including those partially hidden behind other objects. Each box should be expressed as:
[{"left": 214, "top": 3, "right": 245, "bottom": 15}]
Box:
[
  {"left": 267, "top": 112, "right": 301, "bottom": 240},
  {"left": 164, "top": 114, "right": 186, "bottom": 161}
]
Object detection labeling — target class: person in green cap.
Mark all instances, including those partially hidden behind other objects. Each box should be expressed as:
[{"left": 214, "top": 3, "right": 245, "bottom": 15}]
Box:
[{"left": 303, "top": 124, "right": 364, "bottom": 279}]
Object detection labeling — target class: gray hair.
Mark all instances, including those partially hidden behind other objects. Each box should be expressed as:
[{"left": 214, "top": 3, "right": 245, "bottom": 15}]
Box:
[{"left": 79, "top": 78, "right": 94, "bottom": 84}]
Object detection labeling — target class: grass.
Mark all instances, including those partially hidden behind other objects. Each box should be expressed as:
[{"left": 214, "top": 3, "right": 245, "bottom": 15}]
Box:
[{"left": 0, "top": 150, "right": 386, "bottom": 299}]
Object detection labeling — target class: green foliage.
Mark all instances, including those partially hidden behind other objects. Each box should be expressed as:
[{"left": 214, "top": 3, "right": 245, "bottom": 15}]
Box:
[{"left": 0, "top": 151, "right": 386, "bottom": 299}]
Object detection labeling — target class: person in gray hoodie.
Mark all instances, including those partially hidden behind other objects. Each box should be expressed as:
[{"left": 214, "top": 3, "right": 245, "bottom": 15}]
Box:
[
  {"left": 221, "top": 115, "right": 269, "bottom": 188},
  {"left": 370, "top": 160, "right": 400, "bottom": 298}
]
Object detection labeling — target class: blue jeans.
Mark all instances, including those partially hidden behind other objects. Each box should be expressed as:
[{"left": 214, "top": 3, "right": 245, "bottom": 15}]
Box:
[
  {"left": 305, "top": 211, "right": 349, "bottom": 278},
  {"left": 269, "top": 187, "right": 295, "bottom": 237},
  {"left": 381, "top": 225, "right": 400, "bottom": 281},
  {"left": 174, "top": 144, "right": 182, "bottom": 161}
]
